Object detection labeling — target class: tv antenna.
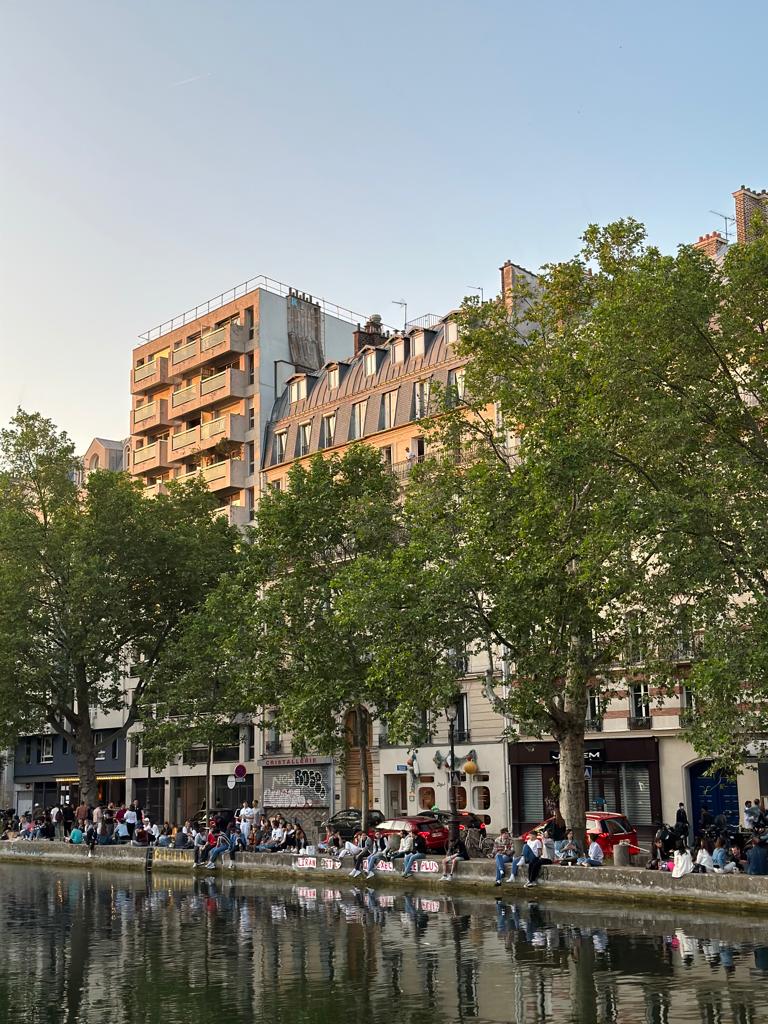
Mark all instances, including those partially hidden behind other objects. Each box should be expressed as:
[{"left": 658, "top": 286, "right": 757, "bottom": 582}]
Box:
[
  {"left": 467, "top": 286, "right": 484, "bottom": 303},
  {"left": 709, "top": 210, "right": 736, "bottom": 241},
  {"left": 392, "top": 299, "right": 407, "bottom": 331}
]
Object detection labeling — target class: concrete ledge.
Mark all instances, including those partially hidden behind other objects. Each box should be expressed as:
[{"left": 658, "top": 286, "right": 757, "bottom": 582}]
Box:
[{"left": 3, "top": 843, "right": 768, "bottom": 914}]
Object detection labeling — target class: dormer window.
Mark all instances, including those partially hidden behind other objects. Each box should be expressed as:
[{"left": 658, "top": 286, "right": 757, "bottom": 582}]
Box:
[
  {"left": 391, "top": 339, "right": 405, "bottom": 365},
  {"left": 327, "top": 366, "right": 339, "bottom": 391},
  {"left": 273, "top": 431, "right": 287, "bottom": 464},
  {"left": 289, "top": 378, "right": 307, "bottom": 404},
  {"left": 412, "top": 332, "right": 425, "bottom": 357},
  {"left": 364, "top": 350, "right": 378, "bottom": 377}
]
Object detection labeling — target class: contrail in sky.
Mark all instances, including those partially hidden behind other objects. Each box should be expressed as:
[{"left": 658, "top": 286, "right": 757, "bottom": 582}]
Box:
[{"left": 170, "top": 73, "right": 212, "bottom": 88}]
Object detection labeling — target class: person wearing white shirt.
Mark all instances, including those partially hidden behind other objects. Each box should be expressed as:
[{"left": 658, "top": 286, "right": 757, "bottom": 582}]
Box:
[
  {"left": 694, "top": 840, "right": 714, "bottom": 873},
  {"left": 672, "top": 841, "right": 694, "bottom": 878},
  {"left": 579, "top": 835, "right": 604, "bottom": 867},
  {"left": 237, "top": 801, "right": 255, "bottom": 845}
]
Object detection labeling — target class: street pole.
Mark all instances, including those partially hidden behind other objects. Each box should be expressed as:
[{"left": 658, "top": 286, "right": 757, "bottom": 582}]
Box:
[{"left": 446, "top": 700, "right": 459, "bottom": 845}]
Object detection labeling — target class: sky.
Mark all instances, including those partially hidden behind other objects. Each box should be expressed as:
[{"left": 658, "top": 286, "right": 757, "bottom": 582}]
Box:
[{"left": 1, "top": 1, "right": 766, "bottom": 451}]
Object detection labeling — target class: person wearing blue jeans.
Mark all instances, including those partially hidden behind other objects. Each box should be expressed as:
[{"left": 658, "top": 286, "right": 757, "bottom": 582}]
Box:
[
  {"left": 206, "top": 833, "right": 237, "bottom": 869},
  {"left": 402, "top": 828, "right": 427, "bottom": 877},
  {"left": 493, "top": 828, "right": 515, "bottom": 885}
]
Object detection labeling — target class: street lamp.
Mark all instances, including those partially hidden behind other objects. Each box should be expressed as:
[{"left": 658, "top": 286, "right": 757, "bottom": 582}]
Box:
[{"left": 445, "top": 700, "right": 459, "bottom": 844}]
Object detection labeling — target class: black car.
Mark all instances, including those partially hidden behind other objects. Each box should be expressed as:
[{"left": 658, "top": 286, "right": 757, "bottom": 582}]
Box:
[
  {"left": 323, "top": 808, "right": 385, "bottom": 841},
  {"left": 417, "top": 809, "right": 490, "bottom": 831}
]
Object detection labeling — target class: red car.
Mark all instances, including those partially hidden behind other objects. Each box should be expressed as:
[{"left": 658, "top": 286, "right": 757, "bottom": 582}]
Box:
[
  {"left": 522, "top": 812, "right": 640, "bottom": 858},
  {"left": 377, "top": 816, "right": 449, "bottom": 853},
  {"left": 417, "top": 810, "right": 489, "bottom": 832}
]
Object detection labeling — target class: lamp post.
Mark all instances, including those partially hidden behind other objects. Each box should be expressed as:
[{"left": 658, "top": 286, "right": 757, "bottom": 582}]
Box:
[{"left": 445, "top": 700, "right": 459, "bottom": 845}]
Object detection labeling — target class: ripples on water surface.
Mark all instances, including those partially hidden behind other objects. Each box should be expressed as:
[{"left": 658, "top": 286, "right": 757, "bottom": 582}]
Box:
[{"left": 0, "top": 862, "right": 766, "bottom": 1023}]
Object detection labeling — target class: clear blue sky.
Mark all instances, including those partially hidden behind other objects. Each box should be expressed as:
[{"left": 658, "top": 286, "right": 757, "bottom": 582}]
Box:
[{"left": 1, "top": 1, "right": 766, "bottom": 450}]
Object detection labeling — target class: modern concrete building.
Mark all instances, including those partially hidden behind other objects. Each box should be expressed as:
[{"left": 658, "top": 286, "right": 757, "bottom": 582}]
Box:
[{"left": 125, "top": 276, "right": 368, "bottom": 822}]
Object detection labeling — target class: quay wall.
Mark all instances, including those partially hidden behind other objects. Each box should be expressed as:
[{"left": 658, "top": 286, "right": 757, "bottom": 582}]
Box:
[{"left": 2, "top": 842, "right": 768, "bottom": 914}]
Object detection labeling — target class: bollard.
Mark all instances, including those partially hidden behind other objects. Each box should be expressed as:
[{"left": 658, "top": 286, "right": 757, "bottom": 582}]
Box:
[{"left": 613, "top": 840, "right": 630, "bottom": 867}]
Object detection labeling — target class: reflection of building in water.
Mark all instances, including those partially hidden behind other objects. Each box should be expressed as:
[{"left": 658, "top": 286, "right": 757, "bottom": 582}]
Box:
[{"left": 2, "top": 866, "right": 768, "bottom": 1023}]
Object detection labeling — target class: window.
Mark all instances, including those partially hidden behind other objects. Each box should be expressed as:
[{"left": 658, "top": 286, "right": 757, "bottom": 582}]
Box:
[
  {"left": 273, "top": 431, "right": 287, "bottom": 464},
  {"left": 247, "top": 354, "right": 255, "bottom": 386},
  {"left": 244, "top": 305, "right": 254, "bottom": 339},
  {"left": 95, "top": 732, "right": 106, "bottom": 760},
  {"left": 364, "top": 350, "right": 378, "bottom": 376},
  {"left": 24, "top": 739, "right": 32, "bottom": 765},
  {"left": 391, "top": 340, "right": 405, "bottom": 364},
  {"left": 327, "top": 366, "right": 339, "bottom": 390},
  {"left": 412, "top": 332, "right": 425, "bottom": 357},
  {"left": 586, "top": 690, "right": 602, "bottom": 728},
  {"left": 213, "top": 727, "right": 240, "bottom": 763},
  {"left": 380, "top": 445, "right": 392, "bottom": 466},
  {"left": 455, "top": 787, "right": 468, "bottom": 810},
  {"left": 455, "top": 693, "right": 470, "bottom": 742},
  {"left": 418, "top": 787, "right": 436, "bottom": 811},
  {"left": 111, "top": 738, "right": 119, "bottom": 760},
  {"left": 247, "top": 725, "right": 255, "bottom": 761},
  {"left": 62, "top": 737, "right": 69, "bottom": 756},
  {"left": 350, "top": 401, "right": 367, "bottom": 441},
  {"left": 414, "top": 379, "right": 431, "bottom": 420},
  {"left": 447, "top": 367, "right": 466, "bottom": 404},
  {"left": 247, "top": 441, "right": 255, "bottom": 475},
  {"left": 247, "top": 405, "right": 255, "bottom": 431},
  {"left": 630, "top": 683, "right": 650, "bottom": 719},
  {"left": 130, "top": 740, "right": 140, "bottom": 769},
  {"left": 298, "top": 422, "right": 312, "bottom": 457},
  {"left": 321, "top": 413, "right": 337, "bottom": 449},
  {"left": 269, "top": 479, "right": 282, "bottom": 492},
  {"left": 473, "top": 786, "right": 491, "bottom": 810},
  {"left": 40, "top": 736, "right": 53, "bottom": 764},
  {"left": 289, "top": 378, "right": 307, "bottom": 404},
  {"left": 381, "top": 389, "right": 398, "bottom": 430}
]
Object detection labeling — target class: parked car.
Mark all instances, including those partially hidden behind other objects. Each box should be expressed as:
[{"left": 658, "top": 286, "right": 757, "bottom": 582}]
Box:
[
  {"left": 377, "top": 816, "right": 450, "bottom": 853},
  {"left": 322, "top": 808, "right": 385, "bottom": 842},
  {"left": 521, "top": 812, "right": 640, "bottom": 857},
  {"left": 417, "top": 809, "right": 490, "bottom": 832}
]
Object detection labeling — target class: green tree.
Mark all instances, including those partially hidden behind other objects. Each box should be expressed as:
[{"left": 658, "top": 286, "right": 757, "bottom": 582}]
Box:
[
  {"left": 211, "top": 444, "right": 455, "bottom": 828},
  {"left": 0, "top": 410, "right": 238, "bottom": 806}
]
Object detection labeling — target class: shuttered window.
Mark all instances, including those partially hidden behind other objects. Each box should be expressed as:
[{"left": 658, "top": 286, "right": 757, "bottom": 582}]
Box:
[
  {"left": 521, "top": 766, "right": 543, "bottom": 822},
  {"left": 620, "top": 764, "right": 652, "bottom": 825}
]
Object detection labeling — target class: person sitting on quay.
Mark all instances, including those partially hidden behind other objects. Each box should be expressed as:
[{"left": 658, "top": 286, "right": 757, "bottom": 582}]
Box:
[
  {"left": 519, "top": 833, "right": 544, "bottom": 887},
  {"left": 441, "top": 834, "right": 469, "bottom": 881},
  {"left": 292, "top": 825, "right": 309, "bottom": 852},
  {"left": 693, "top": 838, "right": 714, "bottom": 873},
  {"left": 349, "top": 831, "right": 375, "bottom": 877},
  {"left": 68, "top": 824, "right": 84, "bottom": 845},
  {"left": 205, "top": 828, "right": 238, "bottom": 870},
  {"left": 671, "top": 839, "right": 694, "bottom": 877},
  {"left": 389, "top": 829, "right": 414, "bottom": 866},
  {"left": 338, "top": 830, "right": 367, "bottom": 862},
  {"left": 747, "top": 831, "right": 768, "bottom": 875},
  {"left": 96, "top": 824, "right": 113, "bottom": 846},
  {"left": 256, "top": 820, "right": 286, "bottom": 852},
  {"left": 401, "top": 826, "right": 427, "bottom": 878},
  {"left": 492, "top": 827, "right": 515, "bottom": 886},
  {"left": 365, "top": 830, "right": 399, "bottom": 877},
  {"left": 578, "top": 834, "right": 604, "bottom": 868},
  {"left": 556, "top": 829, "right": 583, "bottom": 866}
]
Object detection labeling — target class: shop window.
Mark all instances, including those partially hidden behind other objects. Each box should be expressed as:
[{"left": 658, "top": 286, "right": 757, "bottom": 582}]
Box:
[
  {"left": 419, "top": 787, "right": 436, "bottom": 810},
  {"left": 455, "top": 787, "right": 468, "bottom": 810},
  {"left": 473, "top": 786, "right": 491, "bottom": 810}
]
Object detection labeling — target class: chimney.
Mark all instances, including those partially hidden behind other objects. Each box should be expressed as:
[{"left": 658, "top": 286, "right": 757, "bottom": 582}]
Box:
[
  {"left": 500, "top": 260, "right": 538, "bottom": 314},
  {"left": 353, "top": 313, "right": 387, "bottom": 356},
  {"left": 733, "top": 186, "right": 768, "bottom": 244},
  {"left": 692, "top": 231, "right": 729, "bottom": 260}
]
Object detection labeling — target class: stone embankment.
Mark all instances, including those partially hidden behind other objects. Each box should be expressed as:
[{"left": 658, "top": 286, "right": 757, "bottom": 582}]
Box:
[{"left": 2, "top": 841, "right": 767, "bottom": 913}]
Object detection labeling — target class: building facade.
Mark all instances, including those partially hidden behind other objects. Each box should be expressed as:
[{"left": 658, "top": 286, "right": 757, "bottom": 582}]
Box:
[{"left": 125, "top": 277, "right": 364, "bottom": 821}]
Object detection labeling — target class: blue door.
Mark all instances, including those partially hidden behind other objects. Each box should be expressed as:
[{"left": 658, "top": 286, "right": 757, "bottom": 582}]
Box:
[{"left": 689, "top": 761, "right": 739, "bottom": 827}]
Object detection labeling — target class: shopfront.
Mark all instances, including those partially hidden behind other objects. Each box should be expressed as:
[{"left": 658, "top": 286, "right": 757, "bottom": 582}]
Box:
[
  {"left": 260, "top": 755, "right": 334, "bottom": 833},
  {"left": 509, "top": 737, "right": 661, "bottom": 840}
]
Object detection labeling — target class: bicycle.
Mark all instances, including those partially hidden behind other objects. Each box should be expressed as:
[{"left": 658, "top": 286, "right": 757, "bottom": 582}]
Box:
[{"left": 465, "top": 827, "right": 495, "bottom": 859}]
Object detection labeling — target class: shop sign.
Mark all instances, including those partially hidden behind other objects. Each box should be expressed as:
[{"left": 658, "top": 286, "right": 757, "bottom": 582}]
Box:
[
  {"left": 549, "top": 746, "right": 605, "bottom": 764},
  {"left": 396, "top": 764, "right": 408, "bottom": 772}
]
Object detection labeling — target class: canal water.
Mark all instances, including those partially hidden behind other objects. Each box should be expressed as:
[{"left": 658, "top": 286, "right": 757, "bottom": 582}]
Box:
[{"left": 1, "top": 863, "right": 766, "bottom": 1023}]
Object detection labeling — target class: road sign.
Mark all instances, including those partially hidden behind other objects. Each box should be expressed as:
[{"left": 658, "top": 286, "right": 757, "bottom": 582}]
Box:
[
  {"left": 226, "top": 775, "right": 236, "bottom": 790},
  {"left": 584, "top": 767, "right": 593, "bottom": 780},
  {"left": 234, "top": 763, "right": 247, "bottom": 780}
]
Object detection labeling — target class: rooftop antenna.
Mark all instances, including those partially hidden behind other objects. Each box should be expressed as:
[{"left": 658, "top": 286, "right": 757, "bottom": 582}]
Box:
[
  {"left": 709, "top": 210, "right": 736, "bottom": 242},
  {"left": 467, "top": 286, "right": 484, "bottom": 303},
  {"left": 392, "top": 299, "right": 407, "bottom": 331}
]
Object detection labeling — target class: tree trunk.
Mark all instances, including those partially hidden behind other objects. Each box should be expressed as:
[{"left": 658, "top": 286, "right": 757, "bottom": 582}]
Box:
[
  {"left": 557, "top": 727, "right": 586, "bottom": 837},
  {"left": 73, "top": 721, "right": 99, "bottom": 808},
  {"left": 357, "top": 706, "right": 370, "bottom": 831}
]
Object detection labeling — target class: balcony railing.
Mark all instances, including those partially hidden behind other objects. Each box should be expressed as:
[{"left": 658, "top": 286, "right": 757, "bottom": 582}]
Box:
[
  {"left": 134, "top": 361, "right": 159, "bottom": 382},
  {"left": 134, "top": 442, "right": 159, "bottom": 465},
  {"left": 585, "top": 717, "right": 603, "bottom": 733},
  {"left": 201, "top": 326, "right": 226, "bottom": 352},
  {"left": 172, "top": 384, "right": 197, "bottom": 408},
  {"left": 201, "top": 416, "right": 225, "bottom": 440},
  {"left": 627, "top": 716, "right": 652, "bottom": 731},
  {"left": 171, "top": 426, "right": 198, "bottom": 451},
  {"left": 265, "top": 739, "right": 283, "bottom": 755},
  {"left": 172, "top": 340, "right": 197, "bottom": 365},
  {"left": 679, "top": 708, "right": 696, "bottom": 728},
  {"left": 134, "top": 401, "right": 156, "bottom": 422}
]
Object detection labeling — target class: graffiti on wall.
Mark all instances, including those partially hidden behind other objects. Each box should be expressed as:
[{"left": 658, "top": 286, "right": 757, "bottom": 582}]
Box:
[{"left": 262, "top": 766, "right": 330, "bottom": 808}]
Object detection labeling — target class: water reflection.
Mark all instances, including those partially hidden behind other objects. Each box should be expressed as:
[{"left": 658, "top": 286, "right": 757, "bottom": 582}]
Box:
[{"left": 2, "top": 863, "right": 766, "bottom": 1024}]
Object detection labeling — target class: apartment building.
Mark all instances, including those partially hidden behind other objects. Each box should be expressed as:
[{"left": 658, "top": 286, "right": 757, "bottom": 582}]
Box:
[
  {"left": 126, "top": 277, "right": 363, "bottom": 822},
  {"left": 260, "top": 309, "right": 513, "bottom": 828}
]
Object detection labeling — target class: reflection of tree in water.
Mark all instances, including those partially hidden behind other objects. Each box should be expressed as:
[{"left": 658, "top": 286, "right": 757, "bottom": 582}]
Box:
[{"left": 2, "top": 865, "right": 768, "bottom": 1024}]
